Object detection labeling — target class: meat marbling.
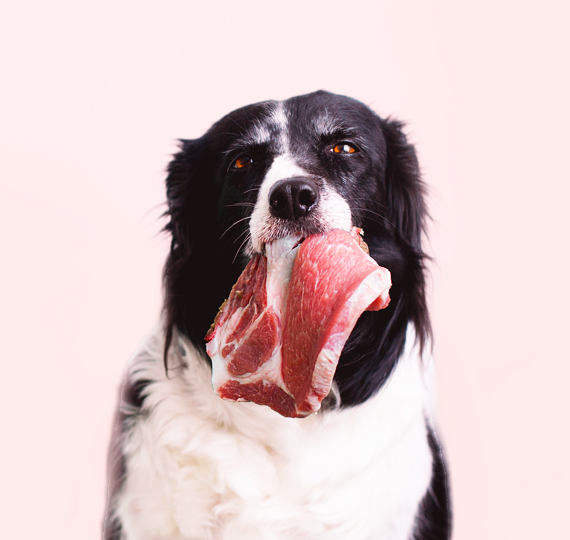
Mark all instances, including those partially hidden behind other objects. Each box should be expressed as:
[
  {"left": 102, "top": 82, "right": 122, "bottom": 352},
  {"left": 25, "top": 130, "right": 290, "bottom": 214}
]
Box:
[{"left": 205, "top": 229, "right": 392, "bottom": 418}]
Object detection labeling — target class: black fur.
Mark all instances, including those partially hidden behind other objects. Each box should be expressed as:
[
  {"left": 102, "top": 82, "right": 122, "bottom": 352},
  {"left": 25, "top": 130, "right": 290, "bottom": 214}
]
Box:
[{"left": 412, "top": 424, "right": 453, "bottom": 539}]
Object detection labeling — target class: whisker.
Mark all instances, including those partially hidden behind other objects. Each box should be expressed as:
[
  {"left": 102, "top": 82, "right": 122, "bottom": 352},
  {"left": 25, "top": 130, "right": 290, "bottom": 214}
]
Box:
[
  {"left": 232, "top": 232, "right": 251, "bottom": 264},
  {"left": 350, "top": 197, "right": 389, "bottom": 211},
  {"left": 219, "top": 216, "right": 251, "bottom": 240},
  {"left": 350, "top": 206, "right": 396, "bottom": 229},
  {"left": 232, "top": 227, "right": 251, "bottom": 244},
  {"left": 225, "top": 203, "right": 256, "bottom": 208},
  {"left": 351, "top": 206, "right": 384, "bottom": 219}
]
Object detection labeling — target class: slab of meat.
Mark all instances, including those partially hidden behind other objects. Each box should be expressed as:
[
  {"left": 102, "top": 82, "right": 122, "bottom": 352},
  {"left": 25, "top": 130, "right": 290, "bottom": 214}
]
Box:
[{"left": 205, "top": 229, "right": 391, "bottom": 418}]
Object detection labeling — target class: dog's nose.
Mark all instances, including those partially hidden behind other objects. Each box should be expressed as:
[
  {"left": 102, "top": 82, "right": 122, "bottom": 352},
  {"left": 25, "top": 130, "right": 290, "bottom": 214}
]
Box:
[{"left": 268, "top": 177, "right": 319, "bottom": 221}]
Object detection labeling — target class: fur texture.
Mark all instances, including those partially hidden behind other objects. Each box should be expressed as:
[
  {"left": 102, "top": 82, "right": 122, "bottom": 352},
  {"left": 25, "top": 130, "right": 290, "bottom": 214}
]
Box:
[{"left": 104, "top": 91, "right": 451, "bottom": 539}]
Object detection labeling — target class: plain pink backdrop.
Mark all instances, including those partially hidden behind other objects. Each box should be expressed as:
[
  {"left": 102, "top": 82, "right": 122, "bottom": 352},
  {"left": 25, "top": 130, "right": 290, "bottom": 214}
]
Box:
[{"left": 1, "top": 1, "right": 569, "bottom": 538}]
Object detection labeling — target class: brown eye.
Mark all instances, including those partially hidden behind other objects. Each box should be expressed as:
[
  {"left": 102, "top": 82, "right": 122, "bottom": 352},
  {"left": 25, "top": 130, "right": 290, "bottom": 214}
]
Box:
[
  {"left": 234, "top": 156, "right": 253, "bottom": 169},
  {"left": 333, "top": 143, "right": 357, "bottom": 154}
]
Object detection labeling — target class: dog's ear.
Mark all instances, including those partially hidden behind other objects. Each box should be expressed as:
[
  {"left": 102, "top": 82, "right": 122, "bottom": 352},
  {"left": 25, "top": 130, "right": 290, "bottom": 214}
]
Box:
[
  {"left": 163, "top": 137, "right": 220, "bottom": 367},
  {"left": 380, "top": 119, "right": 428, "bottom": 251},
  {"left": 378, "top": 119, "right": 432, "bottom": 352},
  {"left": 164, "top": 138, "right": 213, "bottom": 254}
]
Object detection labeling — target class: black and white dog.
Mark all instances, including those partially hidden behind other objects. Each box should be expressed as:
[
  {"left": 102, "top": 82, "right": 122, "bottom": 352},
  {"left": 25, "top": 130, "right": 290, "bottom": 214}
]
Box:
[{"left": 104, "top": 91, "right": 451, "bottom": 540}]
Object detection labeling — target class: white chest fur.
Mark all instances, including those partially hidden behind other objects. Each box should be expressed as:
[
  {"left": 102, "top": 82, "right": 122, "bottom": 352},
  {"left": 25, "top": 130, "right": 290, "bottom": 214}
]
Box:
[{"left": 114, "top": 329, "right": 434, "bottom": 540}]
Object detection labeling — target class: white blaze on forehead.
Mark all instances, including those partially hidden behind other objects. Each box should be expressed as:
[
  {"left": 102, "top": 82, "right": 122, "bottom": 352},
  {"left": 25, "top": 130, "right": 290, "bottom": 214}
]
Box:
[{"left": 271, "top": 101, "right": 289, "bottom": 152}]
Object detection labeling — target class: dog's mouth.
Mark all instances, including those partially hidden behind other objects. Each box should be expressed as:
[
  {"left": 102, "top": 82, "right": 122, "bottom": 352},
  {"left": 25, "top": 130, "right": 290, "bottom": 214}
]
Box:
[
  {"left": 292, "top": 236, "right": 306, "bottom": 250},
  {"left": 253, "top": 213, "right": 355, "bottom": 257},
  {"left": 261, "top": 233, "right": 307, "bottom": 259},
  {"left": 253, "top": 217, "right": 326, "bottom": 256}
]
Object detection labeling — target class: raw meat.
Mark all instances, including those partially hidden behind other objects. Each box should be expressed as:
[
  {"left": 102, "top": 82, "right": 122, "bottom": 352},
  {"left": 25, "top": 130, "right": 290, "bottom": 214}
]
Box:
[{"left": 205, "top": 229, "right": 392, "bottom": 418}]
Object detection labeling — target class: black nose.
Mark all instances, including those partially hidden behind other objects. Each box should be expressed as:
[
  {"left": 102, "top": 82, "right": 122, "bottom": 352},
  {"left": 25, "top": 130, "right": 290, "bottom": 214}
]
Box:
[{"left": 268, "top": 177, "right": 319, "bottom": 221}]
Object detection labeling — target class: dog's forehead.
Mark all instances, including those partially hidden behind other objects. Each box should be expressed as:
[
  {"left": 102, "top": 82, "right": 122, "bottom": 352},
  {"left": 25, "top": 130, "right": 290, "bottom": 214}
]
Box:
[
  {"left": 215, "top": 100, "right": 283, "bottom": 152},
  {"left": 220, "top": 92, "right": 380, "bottom": 152},
  {"left": 285, "top": 92, "right": 381, "bottom": 137}
]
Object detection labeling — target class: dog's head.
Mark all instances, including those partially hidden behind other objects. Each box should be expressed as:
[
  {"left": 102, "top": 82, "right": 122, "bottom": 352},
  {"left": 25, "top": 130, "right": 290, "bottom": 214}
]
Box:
[{"left": 163, "top": 90, "right": 430, "bottom": 405}]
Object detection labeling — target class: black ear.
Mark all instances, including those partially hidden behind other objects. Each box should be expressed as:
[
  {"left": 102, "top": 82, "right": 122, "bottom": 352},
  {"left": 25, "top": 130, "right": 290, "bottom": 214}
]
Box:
[
  {"left": 379, "top": 119, "right": 432, "bottom": 352},
  {"left": 381, "top": 119, "right": 428, "bottom": 251},
  {"left": 162, "top": 137, "right": 221, "bottom": 366},
  {"left": 165, "top": 139, "right": 203, "bottom": 251}
]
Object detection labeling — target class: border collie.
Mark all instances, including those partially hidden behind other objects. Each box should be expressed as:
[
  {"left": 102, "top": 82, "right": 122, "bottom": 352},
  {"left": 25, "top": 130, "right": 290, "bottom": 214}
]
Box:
[{"left": 104, "top": 90, "right": 451, "bottom": 540}]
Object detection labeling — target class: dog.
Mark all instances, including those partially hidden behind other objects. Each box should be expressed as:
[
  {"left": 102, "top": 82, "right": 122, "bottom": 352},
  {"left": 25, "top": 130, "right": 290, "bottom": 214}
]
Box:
[{"left": 104, "top": 90, "right": 451, "bottom": 539}]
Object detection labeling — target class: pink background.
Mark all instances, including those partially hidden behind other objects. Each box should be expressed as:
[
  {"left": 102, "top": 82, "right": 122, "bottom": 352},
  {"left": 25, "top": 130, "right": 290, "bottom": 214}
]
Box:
[{"left": 1, "top": 1, "right": 569, "bottom": 538}]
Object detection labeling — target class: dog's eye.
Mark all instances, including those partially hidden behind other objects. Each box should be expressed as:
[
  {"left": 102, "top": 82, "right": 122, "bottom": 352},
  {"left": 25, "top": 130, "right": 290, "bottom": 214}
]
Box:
[
  {"left": 233, "top": 156, "right": 253, "bottom": 169},
  {"left": 333, "top": 143, "right": 357, "bottom": 154}
]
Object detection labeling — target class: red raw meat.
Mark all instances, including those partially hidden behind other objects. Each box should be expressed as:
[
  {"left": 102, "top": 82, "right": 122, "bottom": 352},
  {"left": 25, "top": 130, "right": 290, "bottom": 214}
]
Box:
[{"left": 205, "top": 229, "right": 391, "bottom": 418}]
